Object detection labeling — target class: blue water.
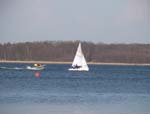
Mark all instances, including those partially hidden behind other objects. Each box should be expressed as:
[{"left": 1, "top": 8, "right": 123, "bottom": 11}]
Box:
[{"left": 0, "top": 63, "right": 150, "bottom": 114}]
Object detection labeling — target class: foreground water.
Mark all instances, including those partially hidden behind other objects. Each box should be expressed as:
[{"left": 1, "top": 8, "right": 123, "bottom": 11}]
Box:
[{"left": 0, "top": 63, "right": 150, "bottom": 114}]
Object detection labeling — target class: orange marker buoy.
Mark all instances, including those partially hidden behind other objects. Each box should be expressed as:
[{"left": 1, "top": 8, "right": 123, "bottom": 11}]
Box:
[{"left": 35, "top": 72, "right": 40, "bottom": 78}]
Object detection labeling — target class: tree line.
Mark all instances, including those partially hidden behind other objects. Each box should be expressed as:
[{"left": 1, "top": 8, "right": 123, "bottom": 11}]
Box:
[{"left": 0, "top": 41, "right": 150, "bottom": 63}]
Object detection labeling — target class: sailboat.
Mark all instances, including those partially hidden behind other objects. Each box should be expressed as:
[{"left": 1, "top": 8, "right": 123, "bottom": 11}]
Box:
[{"left": 68, "top": 42, "right": 89, "bottom": 71}]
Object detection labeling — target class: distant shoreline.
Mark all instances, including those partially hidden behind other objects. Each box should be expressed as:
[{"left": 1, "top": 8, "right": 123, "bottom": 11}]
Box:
[{"left": 0, "top": 60, "right": 150, "bottom": 66}]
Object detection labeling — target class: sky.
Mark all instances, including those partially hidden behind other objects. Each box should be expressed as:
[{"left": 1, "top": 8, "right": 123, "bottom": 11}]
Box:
[{"left": 0, "top": 0, "right": 149, "bottom": 43}]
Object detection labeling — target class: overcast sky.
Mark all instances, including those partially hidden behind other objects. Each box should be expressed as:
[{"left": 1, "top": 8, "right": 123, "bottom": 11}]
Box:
[{"left": 0, "top": 0, "right": 149, "bottom": 43}]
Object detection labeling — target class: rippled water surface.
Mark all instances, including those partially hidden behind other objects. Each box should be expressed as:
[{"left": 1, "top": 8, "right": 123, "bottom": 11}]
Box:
[{"left": 0, "top": 63, "right": 150, "bottom": 114}]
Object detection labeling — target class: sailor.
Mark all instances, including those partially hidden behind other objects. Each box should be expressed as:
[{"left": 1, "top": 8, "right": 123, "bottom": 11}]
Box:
[
  {"left": 73, "top": 64, "right": 81, "bottom": 68},
  {"left": 34, "top": 64, "right": 40, "bottom": 67},
  {"left": 34, "top": 64, "right": 38, "bottom": 67}
]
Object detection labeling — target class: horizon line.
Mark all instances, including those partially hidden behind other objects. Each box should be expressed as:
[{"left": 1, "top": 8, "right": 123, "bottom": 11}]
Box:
[{"left": 0, "top": 40, "right": 150, "bottom": 45}]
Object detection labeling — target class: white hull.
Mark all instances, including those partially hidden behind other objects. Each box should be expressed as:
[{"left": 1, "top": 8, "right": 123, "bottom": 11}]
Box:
[
  {"left": 26, "top": 66, "right": 44, "bottom": 70},
  {"left": 68, "top": 67, "right": 89, "bottom": 71}
]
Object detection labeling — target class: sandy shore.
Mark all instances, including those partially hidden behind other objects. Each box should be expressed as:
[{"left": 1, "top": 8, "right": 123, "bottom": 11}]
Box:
[{"left": 0, "top": 60, "right": 150, "bottom": 66}]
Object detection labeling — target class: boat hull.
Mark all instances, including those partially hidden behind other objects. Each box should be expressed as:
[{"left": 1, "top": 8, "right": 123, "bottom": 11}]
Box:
[
  {"left": 68, "top": 68, "right": 89, "bottom": 71},
  {"left": 26, "top": 66, "right": 44, "bottom": 70}
]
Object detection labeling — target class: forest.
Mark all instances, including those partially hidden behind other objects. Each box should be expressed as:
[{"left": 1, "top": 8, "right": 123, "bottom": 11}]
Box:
[{"left": 0, "top": 41, "right": 150, "bottom": 63}]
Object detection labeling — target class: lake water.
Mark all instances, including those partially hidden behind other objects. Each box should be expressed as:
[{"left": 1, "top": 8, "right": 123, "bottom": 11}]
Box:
[{"left": 0, "top": 63, "right": 150, "bottom": 114}]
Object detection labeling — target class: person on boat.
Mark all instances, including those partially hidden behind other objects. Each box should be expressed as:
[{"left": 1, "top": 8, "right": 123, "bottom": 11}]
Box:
[
  {"left": 34, "top": 64, "right": 42, "bottom": 67},
  {"left": 73, "top": 64, "right": 81, "bottom": 68},
  {"left": 34, "top": 64, "right": 38, "bottom": 67}
]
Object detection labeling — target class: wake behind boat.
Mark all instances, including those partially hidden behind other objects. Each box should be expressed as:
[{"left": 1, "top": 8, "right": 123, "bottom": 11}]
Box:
[
  {"left": 0, "top": 66, "right": 24, "bottom": 70},
  {"left": 0, "top": 64, "right": 45, "bottom": 71},
  {"left": 26, "top": 64, "right": 45, "bottom": 70},
  {"left": 68, "top": 43, "right": 89, "bottom": 71}
]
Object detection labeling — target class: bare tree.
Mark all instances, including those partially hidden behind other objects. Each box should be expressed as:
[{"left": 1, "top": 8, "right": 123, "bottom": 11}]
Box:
[{"left": 0, "top": 41, "right": 150, "bottom": 63}]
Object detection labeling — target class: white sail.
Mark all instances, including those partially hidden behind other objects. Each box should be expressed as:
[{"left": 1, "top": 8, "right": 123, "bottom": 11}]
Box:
[{"left": 69, "top": 43, "right": 89, "bottom": 71}]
